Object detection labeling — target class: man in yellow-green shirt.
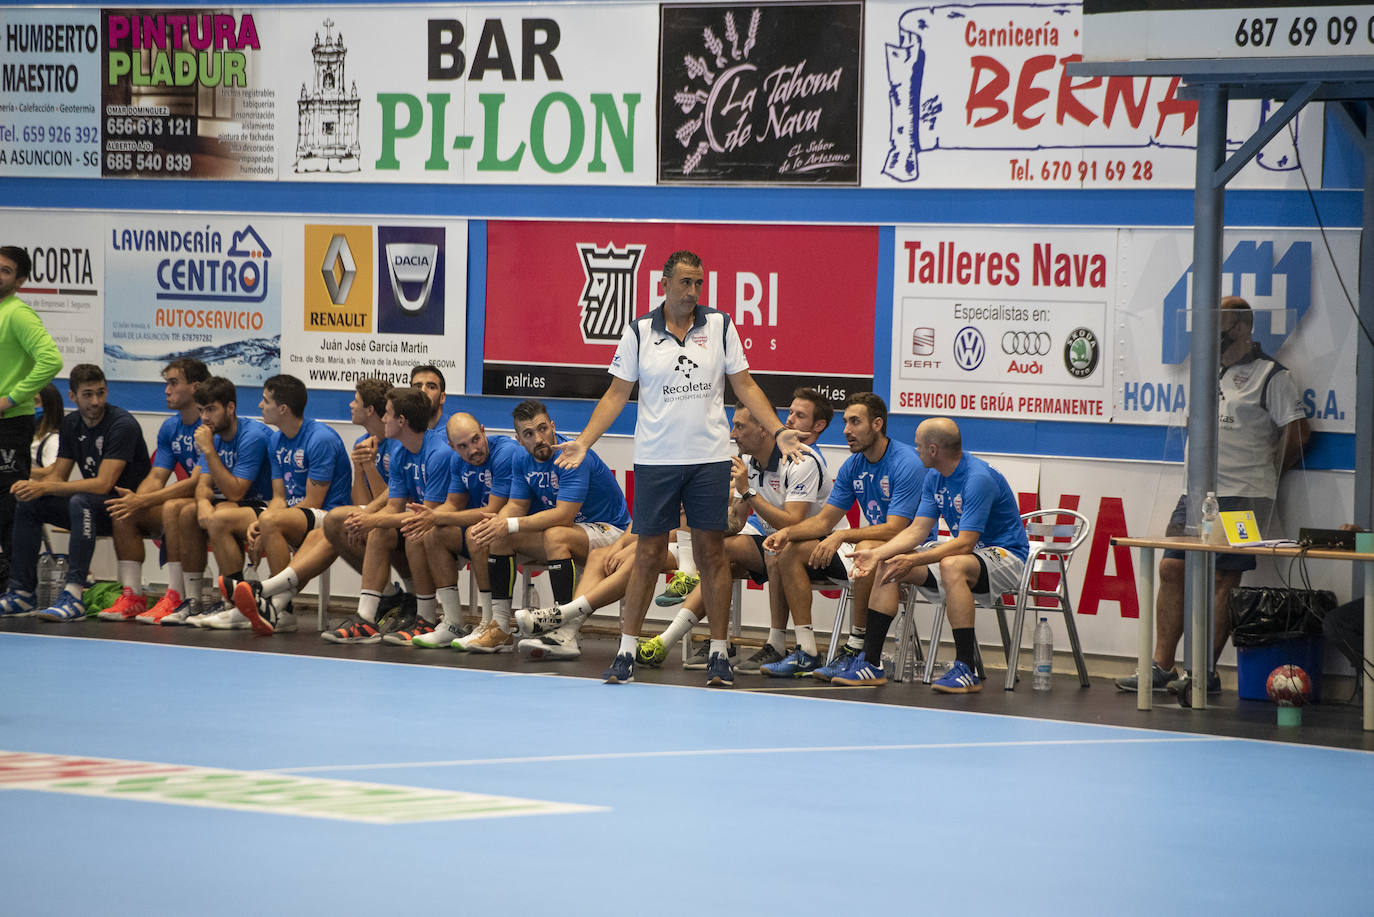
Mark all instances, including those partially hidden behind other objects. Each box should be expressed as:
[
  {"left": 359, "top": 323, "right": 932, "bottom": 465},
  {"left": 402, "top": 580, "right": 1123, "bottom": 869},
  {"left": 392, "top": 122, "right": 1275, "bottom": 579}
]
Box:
[{"left": 0, "top": 246, "right": 63, "bottom": 580}]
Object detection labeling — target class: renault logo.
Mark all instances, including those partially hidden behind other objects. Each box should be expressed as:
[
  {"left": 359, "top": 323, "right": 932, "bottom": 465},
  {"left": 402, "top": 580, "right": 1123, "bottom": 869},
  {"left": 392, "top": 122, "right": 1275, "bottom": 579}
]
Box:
[
  {"left": 1001, "top": 331, "right": 1051, "bottom": 356},
  {"left": 320, "top": 234, "right": 356, "bottom": 306}
]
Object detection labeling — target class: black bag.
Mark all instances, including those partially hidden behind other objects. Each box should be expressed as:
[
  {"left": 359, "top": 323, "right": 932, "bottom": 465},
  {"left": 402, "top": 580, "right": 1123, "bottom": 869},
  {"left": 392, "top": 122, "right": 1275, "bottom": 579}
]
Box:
[{"left": 1228, "top": 586, "right": 1335, "bottom": 647}]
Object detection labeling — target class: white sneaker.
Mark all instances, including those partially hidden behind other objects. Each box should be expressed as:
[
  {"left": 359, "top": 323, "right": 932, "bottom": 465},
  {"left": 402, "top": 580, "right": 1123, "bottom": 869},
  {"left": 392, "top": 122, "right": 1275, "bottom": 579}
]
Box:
[
  {"left": 158, "top": 600, "right": 195, "bottom": 626},
  {"left": 272, "top": 610, "right": 298, "bottom": 634},
  {"left": 518, "top": 623, "right": 581, "bottom": 660},
  {"left": 412, "top": 619, "right": 465, "bottom": 649},
  {"left": 188, "top": 601, "right": 227, "bottom": 628},
  {"left": 206, "top": 607, "right": 251, "bottom": 630},
  {"left": 514, "top": 605, "right": 585, "bottom": 637},
  {"left": 453, "top": 620, "right": 492, "bottom": 652}
]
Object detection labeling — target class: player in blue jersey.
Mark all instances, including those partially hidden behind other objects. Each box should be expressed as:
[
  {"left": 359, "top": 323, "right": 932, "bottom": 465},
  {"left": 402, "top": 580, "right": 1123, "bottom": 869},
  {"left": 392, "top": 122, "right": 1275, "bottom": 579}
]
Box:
[
  {"left": 761, "top": 393, "right": 928, "bottom": 684},
  {"left": 464, "top": 399, "right": 631, "bottom": 653},
  {"left": 408, "top": 412, "right": 519, "bottom": 648},
  {"left": 0, "top": 364, "right": 152, "bottom": 622},
  {"left": 101, "top": 358, "right": 209, "bottom": 623},
  {"left": 410, "top": 364, "right": 447, "bottom": 430},
  {"left": 852, "top": 417, "right": 1030, "bottom": 694}
]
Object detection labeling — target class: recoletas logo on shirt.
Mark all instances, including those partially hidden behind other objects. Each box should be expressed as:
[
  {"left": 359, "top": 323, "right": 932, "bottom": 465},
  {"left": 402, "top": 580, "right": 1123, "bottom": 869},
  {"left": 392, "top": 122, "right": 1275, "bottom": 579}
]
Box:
[{"left": 305, "top": 225, "right": 373, "bottom": 333}]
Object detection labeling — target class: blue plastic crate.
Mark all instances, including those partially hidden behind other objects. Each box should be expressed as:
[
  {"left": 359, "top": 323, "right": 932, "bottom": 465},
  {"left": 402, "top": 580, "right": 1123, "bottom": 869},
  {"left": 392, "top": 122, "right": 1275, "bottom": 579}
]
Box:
[{"left": 1235, "top": 635, "right": 1323, "bottom": 703}]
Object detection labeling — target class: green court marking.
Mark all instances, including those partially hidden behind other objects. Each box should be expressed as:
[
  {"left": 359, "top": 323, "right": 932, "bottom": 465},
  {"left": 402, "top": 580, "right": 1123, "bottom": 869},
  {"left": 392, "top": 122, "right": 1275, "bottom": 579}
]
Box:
[{"left": 1, "top": 750, "right": 604, "bottom": 824}]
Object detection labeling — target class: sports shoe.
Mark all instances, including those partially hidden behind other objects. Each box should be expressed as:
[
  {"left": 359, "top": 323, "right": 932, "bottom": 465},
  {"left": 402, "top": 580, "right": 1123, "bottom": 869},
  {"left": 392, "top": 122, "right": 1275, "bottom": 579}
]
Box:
[
  {"left": 383, "top": 617, "right": 435, "bottom": 646},
  {"left": 1114, "top": 662, "right": 1175, "bottom": 693},
  {"left": 761, "top": 646, "right": 822, "bottom": 678},
  {"left": 378, "top": 605, "right": 419, "bottom": 644},
  {"left": 452, "top": 620, "right": 491, "bottom": 652},
  {"left": 216, "top": 573, "right": 238, "bottom": 603},
  {"left": 157, "top": 599, "right": 196, "bottom": 626},
  {"left": 830, "top": 651, "right": 887, "bottom": 686},
  {"left": 683, "top": 640, "right": 738, "bottom": 670},
  {"left": 0, "top": 589, "right": 35, "bottom": 617},
  {"left": 36, "top": 590, "right": 86, "bottom": 622},
  {"left": 515, "top": 604, "right": 584, "bottom": 637},
  {"left": 187, "top": 600, "right": 228, "bottom": 628},
  {"left": 207, "top": 607, "right": 252, "bottom": 630},
  {"left": 321, "top": 614, "right": 381, "bottom": 644},
  {"left": 653, "top": 571, "right": 699, "bottom": 606},
  {"left": 411, "top": 619, "right": 466, "bottom": 649},
  {"left": 1166, "top": 670, "right": 1222, "bottom": 698},
  {"left": 812, "top": 645, "right": 860, "bottom": 682},
  {"left": 136, "top": 588, "right": 183, "bottom": 624},
  {"left": 603, "top": 652, "right": 634, "bottom": 684},
  {"left": 932, "top": 659, "right": 982, "bottom": 694},
  {"left": 233, "top": 580, "right": 278, "bottom": 636},
  {"left": 636, "top": 635, "right": 668, "bottom": 668},
  {"left": 464, "top": 621, "right": 513, "bottom": 653},
  {"left": 272, "top": 609, "right": 298, "bottom": 634},
  {"left": 519, "top": 623, "right": 581, "bottom": 660},
  {"left": 96, "top": 588, "right": 146, "bottom": 621},
  {"left": 706, "top": 652, "right": 734, "bottom": 687},
  {"left": 735, "top": 643, "right": 785, "bottom": 674},
  {"left": 374, "top": 587, "right": 411, "bottom": 632}
]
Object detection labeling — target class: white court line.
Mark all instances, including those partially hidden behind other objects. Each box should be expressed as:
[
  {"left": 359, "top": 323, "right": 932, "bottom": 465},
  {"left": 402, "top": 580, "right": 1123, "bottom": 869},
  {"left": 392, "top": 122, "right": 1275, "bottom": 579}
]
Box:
[{"left": 267, "top": 735, "right": 1230, "bottom": 774}]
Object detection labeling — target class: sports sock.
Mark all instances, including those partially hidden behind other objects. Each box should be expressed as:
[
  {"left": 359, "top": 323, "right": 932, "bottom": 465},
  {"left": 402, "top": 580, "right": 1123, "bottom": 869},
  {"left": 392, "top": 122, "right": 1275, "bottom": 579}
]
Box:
[
  {"left": 846, "top": 626, "right": 866, "bottom": 652},
  {"left": 118, "top": 560, "right": 143, "bottom": 592},
  {"left": 165, "top": 562, "right": 184, "bottom": 596},
  {"left": 618, "top": 633, "right": 638, "bottom": 655},
  {"left": 863, "top": 609, "right": 895, "bottom": 667},
  {"left": 489, "top": 555, "right": 515, "bottom": 602},
  {"left": 795, "top": 623, "right": 817, "bottom": 656},
  {"left": 709, "top": 638, "right": 729, "bottom": 658},
  {"left": 185, "top": 572, "right": 206, "bottom": 605},
  {"left": 357, "top": 591, "right": 381, "bottom": 624},
  {"left": 563, "top": 595, "right": 593, "bottom": 620},
  {"left": 659, "top": 607, "right": 700, "bottom": 646},
  {"left": 546, "top": 557, "right": 577, "bottom": 605},
  {"left": 261, "top": 567, "right": 299, "bottom": 598},
  {"left": 436, "top": 585, "right": 462, "bottom": 626},
  {"left": 953, "top": 627, "right": 978, "bottom": 668},
  {"left": 766, "top": 627, "right": 787, "bottom": 654},
  {"left": 675, "top": 531, "right": 698, "bottom": 576},
  {"left": 492, "top": 601, "right": 512, "bottom": 632},
  {"left": 416, "top": 594, "right": 438, "bottom": 624},
  {"left": 270, "top": 592, "right": 291, "bottom": 614},
  {"left": 478, "top": 590, "right": 492, "bottom": 625},
  {"left": 64, "top": 582, "right": 83, "bottom": 599}
]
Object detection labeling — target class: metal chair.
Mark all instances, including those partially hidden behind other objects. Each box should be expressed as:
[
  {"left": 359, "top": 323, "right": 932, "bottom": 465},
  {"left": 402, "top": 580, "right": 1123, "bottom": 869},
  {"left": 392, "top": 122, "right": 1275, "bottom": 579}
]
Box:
[
  {"left": 922, "top": 509, "right": 1092, "bottom": 691},
  {"left": 826, "top": 580, "right": 927, "bottom": 683}
]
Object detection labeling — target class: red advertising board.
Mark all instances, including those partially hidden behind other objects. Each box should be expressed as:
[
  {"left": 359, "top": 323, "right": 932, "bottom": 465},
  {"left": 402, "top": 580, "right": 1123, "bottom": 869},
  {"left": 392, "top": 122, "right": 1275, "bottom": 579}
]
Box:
[{"left": 484, "top": 221, "right": 877, "bottom": 405}]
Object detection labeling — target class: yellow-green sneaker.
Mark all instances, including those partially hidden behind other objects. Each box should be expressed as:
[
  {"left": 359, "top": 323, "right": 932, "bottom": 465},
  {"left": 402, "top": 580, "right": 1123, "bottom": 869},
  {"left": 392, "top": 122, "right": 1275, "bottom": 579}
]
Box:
[
  {"left": 636, "top": 635, "right": 668, "bottom": 668},
  {"left": 653, "top": 571, "right": 699, "bottom": 606}
]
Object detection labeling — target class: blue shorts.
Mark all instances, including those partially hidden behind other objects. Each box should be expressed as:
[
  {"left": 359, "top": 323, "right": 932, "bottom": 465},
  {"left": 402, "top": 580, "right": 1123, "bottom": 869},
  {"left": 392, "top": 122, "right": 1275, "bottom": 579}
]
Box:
[
  {"left": 633, "top": 461, "right": 730, "bottom": 535},
  {"left": 1163, "top": 494, "right": 1273, "bottom": 572}
]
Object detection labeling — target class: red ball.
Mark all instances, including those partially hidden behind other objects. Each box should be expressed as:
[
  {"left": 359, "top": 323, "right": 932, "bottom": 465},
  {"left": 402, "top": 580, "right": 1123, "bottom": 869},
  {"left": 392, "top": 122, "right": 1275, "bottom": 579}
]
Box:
[{"left": 1266, "top": 664, "right": 1313, "bottom": 707}]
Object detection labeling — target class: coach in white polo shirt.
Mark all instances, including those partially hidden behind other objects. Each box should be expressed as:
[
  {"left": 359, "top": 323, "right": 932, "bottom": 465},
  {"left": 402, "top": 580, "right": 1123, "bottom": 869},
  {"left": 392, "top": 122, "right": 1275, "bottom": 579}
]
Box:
[{"left": 556, "top": 249, "right": 801, "bottom": 686}]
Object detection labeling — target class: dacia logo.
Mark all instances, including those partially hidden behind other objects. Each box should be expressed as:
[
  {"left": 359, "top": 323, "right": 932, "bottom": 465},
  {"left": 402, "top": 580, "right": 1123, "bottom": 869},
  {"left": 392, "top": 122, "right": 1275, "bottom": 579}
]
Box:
[{"left": 1162, "top": 241, "right": 1311, "bottom": 364}]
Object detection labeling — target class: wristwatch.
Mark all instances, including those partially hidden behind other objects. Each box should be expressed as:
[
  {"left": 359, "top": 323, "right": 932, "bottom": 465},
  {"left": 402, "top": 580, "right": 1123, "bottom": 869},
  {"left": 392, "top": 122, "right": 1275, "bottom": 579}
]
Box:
[{"left": 739, "top": 488, "right": 757, "bottom": 500}]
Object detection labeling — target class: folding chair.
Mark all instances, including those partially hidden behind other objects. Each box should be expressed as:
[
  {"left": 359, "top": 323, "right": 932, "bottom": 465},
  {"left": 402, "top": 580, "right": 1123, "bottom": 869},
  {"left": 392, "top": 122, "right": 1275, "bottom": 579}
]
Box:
[{"left": 825, "top": 581, "right": 927, "bottom": 683}]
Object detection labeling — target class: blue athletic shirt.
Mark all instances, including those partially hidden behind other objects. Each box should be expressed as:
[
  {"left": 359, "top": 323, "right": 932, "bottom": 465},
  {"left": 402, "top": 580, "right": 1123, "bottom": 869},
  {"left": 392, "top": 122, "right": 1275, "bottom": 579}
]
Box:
[
  {"left": 199, "top": 416, "right": 273, "bottom": 501},
  {"left": 509, "top": 436, "right": 631, "bottom": 529},
  {"left": 916, "top": 453, "right": 1030, "bottom": 561},
  {"left": 446, "top": 433, "right": 519, "bottom": 509},
  {"left": 270, "top": 419, "right": 351, "bottom": 509},
  {"left": 825, "top": 438, "right": 927, "bottom": 526},
  {"left": 153, "top": 413, "right": 200, "bottom": 477},
  {"left": 388, "top": 428, "right": 453, "bottom": 503}
]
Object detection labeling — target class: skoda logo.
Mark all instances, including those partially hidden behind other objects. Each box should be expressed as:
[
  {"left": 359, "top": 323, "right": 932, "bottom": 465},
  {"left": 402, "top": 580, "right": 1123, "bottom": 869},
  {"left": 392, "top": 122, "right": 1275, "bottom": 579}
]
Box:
[
  {"left": 952, "top": 326, "right": 985, "bottom": 371},
  {"left": 1001, "top": 330, "right": 1051, "bottom": 356},
  {"left": 1064, "top": 327, "right": 1100, "bottom": 378}
]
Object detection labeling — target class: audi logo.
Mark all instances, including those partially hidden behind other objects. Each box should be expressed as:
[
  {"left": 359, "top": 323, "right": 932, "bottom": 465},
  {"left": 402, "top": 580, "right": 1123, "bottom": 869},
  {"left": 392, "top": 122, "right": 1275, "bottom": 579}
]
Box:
[{"left": 1001, "top": 330, "right": 1052, "bottom": 356}]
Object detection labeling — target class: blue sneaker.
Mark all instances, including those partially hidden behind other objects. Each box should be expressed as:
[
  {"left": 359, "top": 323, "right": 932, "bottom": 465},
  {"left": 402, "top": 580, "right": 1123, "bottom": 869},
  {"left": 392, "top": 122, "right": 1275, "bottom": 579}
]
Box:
[
  {"left": 603, "top": 652, "right": 635, "bottom": 684},
  {"left": 830, "top": 651, "right": 887, "bottom": 686},
  {"left": 932, "top": 660, "right": 982, "bottom": 694},
  {"left": 37, "top": 590, "right": 87, "bottom": 622},
  {"left": 706, "top": 652, "right": 734, "bottom": 687},
  {"left": 761, "top": 646, "right": 821, "bottom": 678},
  {"left": 812, "top": 645, "right": 859, "bottom": 682},
  {"left": 0, "top": 589, "right": 36, "bottom": 617}
]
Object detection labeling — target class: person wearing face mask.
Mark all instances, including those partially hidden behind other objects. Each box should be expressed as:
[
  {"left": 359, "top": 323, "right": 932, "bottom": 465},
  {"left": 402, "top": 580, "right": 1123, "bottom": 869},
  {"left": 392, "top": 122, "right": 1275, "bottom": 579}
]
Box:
[{"left": 1117, "top": 296, "right": 1311, "bottom": 696}]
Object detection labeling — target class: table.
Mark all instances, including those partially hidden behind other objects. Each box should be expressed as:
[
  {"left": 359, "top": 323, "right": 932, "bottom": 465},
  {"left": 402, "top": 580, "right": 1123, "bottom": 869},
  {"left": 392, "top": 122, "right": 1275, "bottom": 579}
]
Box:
[{"left": 1112, "top": 535, "right": 1374, "bottom": 730}]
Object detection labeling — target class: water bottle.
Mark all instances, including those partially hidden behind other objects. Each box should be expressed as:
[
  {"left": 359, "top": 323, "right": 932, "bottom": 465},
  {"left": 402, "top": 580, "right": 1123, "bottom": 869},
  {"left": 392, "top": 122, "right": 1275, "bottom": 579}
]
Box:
[
  {"left": 36, "top": 553, "right": 55, "bottom": 607},
  {"left": 1200, "top": 491, "right": 1220, "bottom": 542},
  {"left": 52, "top": 555, "right": 68, "bottom": 598},
  {"left": 1032, "top": 617, "right": 1053, "bottom": 691}
]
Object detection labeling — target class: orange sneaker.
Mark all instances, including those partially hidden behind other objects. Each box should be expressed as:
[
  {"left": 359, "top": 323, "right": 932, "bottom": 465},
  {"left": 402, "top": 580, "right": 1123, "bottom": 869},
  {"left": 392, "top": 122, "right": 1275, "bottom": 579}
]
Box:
[
  {"left": 97, "top": 588, "right": 146, "bottom": 621},
  {"left": 136, "top": 588, "right": 182, "bottom": 624}
]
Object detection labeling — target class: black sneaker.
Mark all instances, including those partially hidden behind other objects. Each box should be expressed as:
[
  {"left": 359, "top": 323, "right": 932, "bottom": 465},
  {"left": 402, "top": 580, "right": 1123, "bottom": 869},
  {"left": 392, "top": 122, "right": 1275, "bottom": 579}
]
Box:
[
  {"left": 1114, "top": 662, "right": 1175, "bottom": 693},
  {"left": 683, "top": 640, "right": 738, "bottom": 671},
  {"left": 735, "top": 643, "right": 785, "bottom": 675},
  {"left": 232, "top": 579, "right": 275, "bottom": 636},
  {"left": 376, "top": 591, "right": 416, "bottom": 634}
]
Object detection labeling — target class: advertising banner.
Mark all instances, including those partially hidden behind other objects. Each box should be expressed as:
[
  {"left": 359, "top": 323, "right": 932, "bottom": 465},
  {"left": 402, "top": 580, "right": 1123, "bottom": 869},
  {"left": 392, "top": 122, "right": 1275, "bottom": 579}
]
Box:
[
  {"left": 103, "top": 214, "right": 282, "bottom": 384},
  {"left": 0, "top": 8, "right": 102, "bottom": 177},
  {"left": 1113, "top": 228, "right": 1359, "bottom": 433},
  {"left": 16, "top": 210, "right": 103, "bottom": 369},
  {"left": 657, "top": 2, "right": 863, "bottom": 184},
  {"left": 862, "top": 1, "right": 1324, "bottom": 189},
  {"left": 890, "top": 226, "right": 1115, "bottom": 421},
  {"left": 484, "top": 220, "right": 877, "bottom": 405},
  {"left": 100, "top": 8, "right": 280, "bottom": 178},
  {"left": 276, "top": 4, "right": 657, "bottom": 185},
  {"left": 278, "top": 220, "right": 467, "bottom": 390}
]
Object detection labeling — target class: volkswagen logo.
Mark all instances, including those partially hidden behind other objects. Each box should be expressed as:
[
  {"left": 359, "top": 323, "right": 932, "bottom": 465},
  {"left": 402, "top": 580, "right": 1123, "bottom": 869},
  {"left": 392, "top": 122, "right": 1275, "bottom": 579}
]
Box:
[
  {"left": 952, "top": 326, "right": 985, "bottom": 370},
  {"left": 1001, "top": 330, "right": 1051, "bottom": 356}
]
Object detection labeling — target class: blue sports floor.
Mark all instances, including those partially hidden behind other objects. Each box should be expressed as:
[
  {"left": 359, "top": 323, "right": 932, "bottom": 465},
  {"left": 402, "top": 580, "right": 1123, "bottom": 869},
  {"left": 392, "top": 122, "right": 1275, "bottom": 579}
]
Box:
[{"left": 2, "top": 631, "right": 1371, "bottom": 916}]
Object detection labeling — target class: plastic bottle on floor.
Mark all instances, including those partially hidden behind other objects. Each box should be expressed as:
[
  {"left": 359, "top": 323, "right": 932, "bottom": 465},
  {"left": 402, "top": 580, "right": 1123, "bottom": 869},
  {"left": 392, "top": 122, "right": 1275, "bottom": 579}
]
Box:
[
  {"left": 1032, "top": 617, "right": 1053, "bottom": 691},
  {"left": 36, "top": 553, "right": 55, "bottom": 607}
]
